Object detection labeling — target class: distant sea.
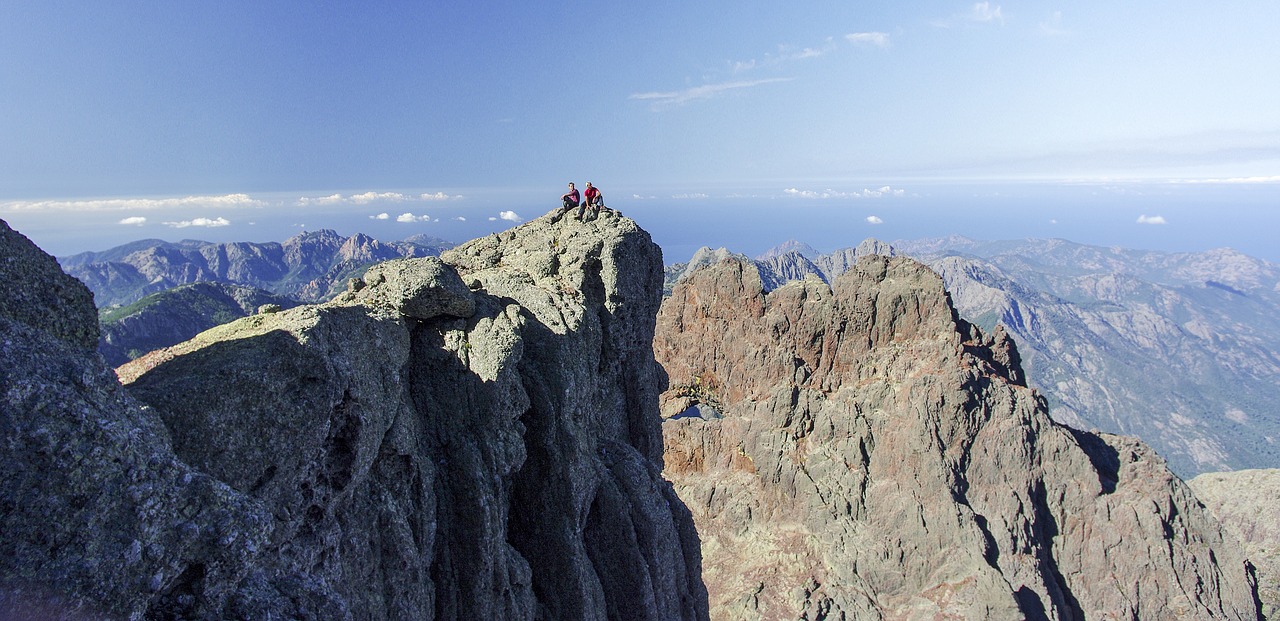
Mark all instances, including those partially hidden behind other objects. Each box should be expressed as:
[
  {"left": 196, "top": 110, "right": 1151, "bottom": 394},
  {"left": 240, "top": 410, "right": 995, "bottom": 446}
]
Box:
[{"left": 4, "top": 180, "right": 1277, "bottom": 263}]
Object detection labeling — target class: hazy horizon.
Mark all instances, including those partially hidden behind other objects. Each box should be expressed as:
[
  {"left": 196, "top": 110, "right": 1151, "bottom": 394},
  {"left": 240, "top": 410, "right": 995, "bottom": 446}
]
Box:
[
  {"left": 5, "top": 179, "right": 1278, "bottom": 265},
  {"left": 4, "top": 3, "right": 1278, "bottom": 262}
]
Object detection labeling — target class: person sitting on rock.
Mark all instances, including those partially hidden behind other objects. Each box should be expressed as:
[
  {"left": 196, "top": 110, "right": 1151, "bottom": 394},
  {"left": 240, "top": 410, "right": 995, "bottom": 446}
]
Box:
[
  {"left": 577, "top": 182, "right": 604, "bottom": 220},
  {"left": 561, "top": 182, "right": 581, "bottom": 209}
]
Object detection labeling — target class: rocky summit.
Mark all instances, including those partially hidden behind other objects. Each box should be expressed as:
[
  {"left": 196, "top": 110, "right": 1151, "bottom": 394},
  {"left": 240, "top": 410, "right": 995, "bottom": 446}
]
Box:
[
  {"left": 1, "top": 212, "right": 1270, "bottom": 621},
  {"left": 655, "top": 254, "right": 1261, "bottom": 620},
  {"left": 1, "top": 213, "right": 704, "bottom": 620}
]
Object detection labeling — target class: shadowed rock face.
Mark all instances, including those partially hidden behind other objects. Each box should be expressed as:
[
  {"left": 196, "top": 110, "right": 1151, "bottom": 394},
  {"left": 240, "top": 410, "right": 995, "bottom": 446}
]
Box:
[
  {"left": 655, "top": 255, "right": 1260, "bottom": 620},
  {"left": 1, "top": 220, "right": 99, "bottom": 349},
  {"left": 2, "top": 215, "right": 705, "bottom": 620},
  {"left": 2, "top": 220, "right": 271, "bottom": 620}
]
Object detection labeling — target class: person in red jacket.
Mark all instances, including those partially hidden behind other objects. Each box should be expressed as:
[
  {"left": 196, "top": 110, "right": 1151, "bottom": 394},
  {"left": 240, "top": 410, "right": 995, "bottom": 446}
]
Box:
[{"left": 577, "top": 182, "right": 604, "bottom": 220}]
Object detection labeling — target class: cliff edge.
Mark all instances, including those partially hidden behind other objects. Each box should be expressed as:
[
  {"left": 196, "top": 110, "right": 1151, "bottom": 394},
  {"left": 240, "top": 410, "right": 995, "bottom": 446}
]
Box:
[
  {"left": 656, "top": 255, "right": 1260, "bottom": 620},
  {"left": 2, "top": 213, "right": 705, "bottom": 620}
]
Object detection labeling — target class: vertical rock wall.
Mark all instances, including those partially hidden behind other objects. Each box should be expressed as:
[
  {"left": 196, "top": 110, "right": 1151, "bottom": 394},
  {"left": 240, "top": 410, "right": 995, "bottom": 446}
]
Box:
[
  {"left": 1, "top": 214, "right": 706, "bottom": 620},
  {"left": 656, "top": 255, "right": 1260, "bottom": 620}
]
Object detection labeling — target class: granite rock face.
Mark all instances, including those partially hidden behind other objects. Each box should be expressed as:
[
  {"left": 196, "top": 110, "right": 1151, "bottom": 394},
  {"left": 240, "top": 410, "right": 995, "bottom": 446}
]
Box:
[
  {"left": 740, "top": 237, "right": 1280, "bottom": 477},
  {"left": 1, "top": 219, "right": 99, "bottom": 349},
  {"left": 2, "top": 219, "right": 269, "bottom": 620},
  {"left": 1190, "top": 469, "right": 1280, "bottom": 620},
  {"left": 656, "top": 255, "right": 1260, "bottom": 620},
  {"left": 2, "top": 214, "right": 705, "bottom": 620}
]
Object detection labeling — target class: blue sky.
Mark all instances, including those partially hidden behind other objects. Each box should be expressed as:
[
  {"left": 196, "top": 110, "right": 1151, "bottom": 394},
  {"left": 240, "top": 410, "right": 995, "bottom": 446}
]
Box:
[{"left": 2, "top": 1, "right": 1279, "bottom": 259}]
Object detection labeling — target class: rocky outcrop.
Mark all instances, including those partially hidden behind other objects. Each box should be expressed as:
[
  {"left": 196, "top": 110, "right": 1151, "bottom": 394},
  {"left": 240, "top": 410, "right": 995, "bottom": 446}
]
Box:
[
  {"left": 656, "top": 254, "right": 1260, "bottom": 620},
  {"left": 2, "top": 214, "right": 704, "bottom": 620},
  {"left": 1190, "top": 469, "right": 1280, "bottom": 620},
  {"left": 1, "top": 220, "right": 99, "bottom": 349},
  {"left": 812, "top": 238, "right": 897, "bottom": 277},
  {"left": 61, "top": 230, "right": 454, "bottom": 307},
  {"left": 2, "top": 220, "right": 269, "bottom": 620},
  {"left": 98, "top": 282, "right": 300, "bottom": 367},
  {"left": 728, "top": 237, "right": 1280, "bottom": 478},
  {"left": 664, "top": 247, "right": 749, "bottom": 295},
  {"left": 755, "top": 240, "right": 819, "bottom": 261}
]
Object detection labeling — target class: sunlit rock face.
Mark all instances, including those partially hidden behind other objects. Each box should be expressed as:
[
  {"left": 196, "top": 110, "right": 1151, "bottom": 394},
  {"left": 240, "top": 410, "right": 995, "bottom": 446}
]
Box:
[
  {"left": 1190, "top": 469, "right": 1280, "bottom": 620},
  {"left": 655, "top": 253, "right": 1260, "bottom": 621}
]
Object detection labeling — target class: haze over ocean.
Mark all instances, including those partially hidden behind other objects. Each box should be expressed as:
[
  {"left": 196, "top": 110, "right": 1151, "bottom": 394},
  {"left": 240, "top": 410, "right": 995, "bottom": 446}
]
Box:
[
  {"left": 3, "top": 3, "right": 1278, "bottom": 261},
  {"left": 4, "top": 180, "right": 1277, "bottom": 264}
]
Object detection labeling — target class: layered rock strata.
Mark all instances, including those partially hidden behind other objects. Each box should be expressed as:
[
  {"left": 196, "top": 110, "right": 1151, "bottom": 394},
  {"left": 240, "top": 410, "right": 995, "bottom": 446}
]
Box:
[
  {"left": 1, "top": 214, "right": 705, "bottom": 620},
  {"left": 656, "top": 254, "right": 1260, "bottom": 620}
]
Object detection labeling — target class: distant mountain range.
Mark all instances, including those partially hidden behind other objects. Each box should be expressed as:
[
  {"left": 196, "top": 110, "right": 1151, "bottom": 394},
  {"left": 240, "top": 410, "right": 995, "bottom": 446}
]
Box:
[
  {"left": 62, "top": 230, "right": 452, "bottom": 366},
  {"left": 667, "top": 237, "right": 1280, "bottom": 478},
  {"left": 65, "top": 229, "right": 1279, "bottom": 478},
  {"left": 61, "top": 229, "right": 453, "bottom": 308}
]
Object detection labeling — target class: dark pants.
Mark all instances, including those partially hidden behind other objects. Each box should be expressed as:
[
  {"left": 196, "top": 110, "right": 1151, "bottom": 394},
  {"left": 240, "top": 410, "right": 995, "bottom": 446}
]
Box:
[{"left": 578, "top": 197, "right": 603, "bottom": 220}]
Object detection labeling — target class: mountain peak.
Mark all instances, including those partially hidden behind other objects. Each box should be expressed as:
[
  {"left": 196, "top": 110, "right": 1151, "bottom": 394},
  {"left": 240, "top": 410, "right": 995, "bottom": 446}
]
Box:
[
  {"left": 656, "top": 252, "right": 1258, "bottom": 618},
  {"left": 755, "top": 239, "right": 819, "bottom": 261}
]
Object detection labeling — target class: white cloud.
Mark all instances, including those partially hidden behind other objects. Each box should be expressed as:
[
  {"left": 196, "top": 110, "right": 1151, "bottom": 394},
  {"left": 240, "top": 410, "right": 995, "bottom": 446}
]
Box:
[
  {"left": 370, "top": 212, "right": 390, "bottom": 220},
  {"left": 846, "top": 32, "right": 890, "bottom": 47},
  {"left": 396, "top": 213, "right": 432, "bottom": 223},
  {"left": 1136, "top": 214, "right": 1167, "bottom": 225},
  {"left": 671, "top": 193, "right": 710, "bottom": 200},
  {"left": 297, "top": 191, "right": 462, "bottom": 207},
  {"left": 785, "top": 188, "right": 824, "bottom": 198},
  {"left": 164, "top": 217, "right": 231, "bottom": 228},
  {"left": 350, "top": 192, "right": 410, "bottom": 204},
  {"left": 630, "top": 78, "right": 794, "bottom": 109},
  {"left": 119, "top": 216, "right": 147, "bottom": 226},
  {"left": 296, "top": 193, "right": 345, "bottom": 206},
  {"left": 2, "top": 193, "right": 262, "bottom": 213},
  {"left": 866, "top": 215, "right": 884, "bottom": 224},
  {"left": 731, "top": 39, "right": 838, "bottom": 74},
  {"left": 785, "top": 42, "right": 833, "bottom": 60},
  {"left": 1039, "top": 11, "right": 1068, "bottom": 35},
  {"left": 453, "top": 216, "right": 467, "bottom": 221},
  {"left": 420, "top": 191, "right": 461, "bottom": 201},
  {"left": 933, "top": 2, "right": 1004, "bottom": 27},
  {"left": 1176, "top": 175, "right": 1280, "bottom": 184},
  {"left": 488, "top": 217, "right": 498, "bottom": 221},
  {"left": 499, "top": 210, "right": 522, "bottom": 222},
  {"left": 971, "top": 2, "right": 1004, "bottom": 23},
  {"left": 784, "top": 186, "right": 905, "bottom": 199}
]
